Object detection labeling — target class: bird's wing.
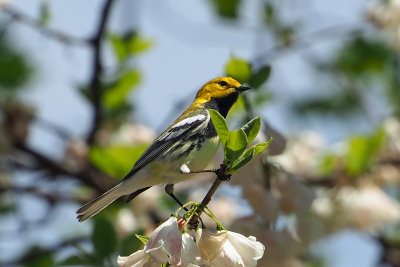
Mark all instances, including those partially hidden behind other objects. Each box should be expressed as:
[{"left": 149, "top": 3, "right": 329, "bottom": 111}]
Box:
[{"left": 122, "top": 110, "right": 209, "bottom": 180}]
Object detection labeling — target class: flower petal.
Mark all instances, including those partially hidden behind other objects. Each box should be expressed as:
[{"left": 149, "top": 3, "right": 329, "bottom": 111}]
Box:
[
  {"left": 198, "top": 230, "right": 227, "bottom": 261},
  {"left": 147, "top": 217, "right": 182, "bottom": 261},
  {"left": 211, "top": 240, "right": 243, "bottom": 267},
  {"left": 117, "top": 249, "right": 148, "bottom": 267},
  {"left": 226, "top": 231, "right": 265, "bottom": 266}
]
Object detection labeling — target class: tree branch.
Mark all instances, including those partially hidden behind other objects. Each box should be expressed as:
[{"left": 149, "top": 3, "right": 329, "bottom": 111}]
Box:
[
  {"left": 86, "top": 0, "right": 116, "bottom": 144},
  {"left": 2, "top": 6, "right": 88, "bottom": 46},
  {"left": 188, "top": 163, "right": 230, "bottom": 229},
  {"left": 14, "top": 142, "right": 116, "bottom": 192}
]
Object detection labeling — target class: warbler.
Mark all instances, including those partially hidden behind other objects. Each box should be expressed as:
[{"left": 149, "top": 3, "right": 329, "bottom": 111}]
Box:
[{"left": 77, "top": 77, "right": 250, "bottom": 222}]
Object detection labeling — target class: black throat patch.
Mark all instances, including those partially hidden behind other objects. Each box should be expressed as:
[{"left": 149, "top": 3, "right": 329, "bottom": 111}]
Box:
[{"left": 204, "top": 92, "right": 239, "bottom": 118}]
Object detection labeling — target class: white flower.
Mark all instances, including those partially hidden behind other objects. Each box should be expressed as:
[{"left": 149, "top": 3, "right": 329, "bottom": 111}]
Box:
[
  {"left": 171, "top": 232, "right": 203, "bottom": 267},
  {"left": 117, "top": 249, "right": 157, "bottom": 267},
  {"left": 118, "top": 217, "right": 266, "bottom": 267},
  {"left": 117, "top": 217, "right": 182, "bottom": 266},
  {"left": 199, "top": 230, "right": 265, "bottom": 267},
  {"left": 146, "top": 217, "right": 182, "bottom": 263}
]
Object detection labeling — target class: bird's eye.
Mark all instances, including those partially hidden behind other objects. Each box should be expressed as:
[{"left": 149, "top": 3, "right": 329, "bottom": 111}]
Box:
[{"left": 218, "top": 81, "right": 228, "bottom": 86}]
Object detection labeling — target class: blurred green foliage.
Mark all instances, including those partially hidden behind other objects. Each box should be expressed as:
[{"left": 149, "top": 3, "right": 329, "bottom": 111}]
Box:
[
  {"left": 319, "top": 153, "right": 337, "bottom": 176},
  {"left": 89, "top": 144, "right": 149, "bottom": 178},
  {"left": 209, "top": 0, "right": 241, "bottom": 19},
  {"left": 0, "top": 37, "right": 32, "bottom": 93},
  {"left": 345, "top": 127, "right": 386, "bottom": 176},
  {"left": 262, "top": 2, "right": 295, "bottom": 46},
  {"left": 335, "top": 37, "right": 395, "bottom": 76},
  {"left": 109, "top": 31, "right": 152, "bottom": 64},
  {"left": 38, "top": 1, "right": 51, "bottom": 26},
  {"left": 318, "top": 128, "right": 386, "bottom": 177},
  {"left": 103, "top": 70, "right": 140, "bottom": 109},
  {"left": 295, "top": 90, "right": 361, "bottom": 115},
  {"left": 92, "top": 216, "right": 118, "bottom": 259},
  {"left": 225, "top": 57, "right": 251, "bottom": 83},
  {"left": 224, "top": 56, "right": 272, "bottom": 119}
]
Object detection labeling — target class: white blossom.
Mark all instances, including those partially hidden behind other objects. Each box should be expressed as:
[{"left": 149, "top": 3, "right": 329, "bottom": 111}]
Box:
[
  {"left": 146, "top": 217, "right": 182, "bottom": 263},
  {"left": 118, "top": 217, "right": 265, "bottom": 267},
  {"left": 199, "top": 230, "right": 265, "bottom": 267},
  {"left": 117, "top": 217, "right": 182, "bottom": 267}
]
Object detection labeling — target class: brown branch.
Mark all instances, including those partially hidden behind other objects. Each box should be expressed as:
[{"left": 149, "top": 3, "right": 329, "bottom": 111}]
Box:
[
  {"left": 0, "top": 184, "right": 87, "bottom": 204},
  {"left": 188, "top": 163, "right": 230, "bottom": 229},
  {"left": 86, "top": 0, "right": 116, "bottom": 144},
  {"left": 14, "top": 142, "right": 116, "bottom": 192},
  {"left": 2, "top": 6, "right": 88, "bottom": 46}
]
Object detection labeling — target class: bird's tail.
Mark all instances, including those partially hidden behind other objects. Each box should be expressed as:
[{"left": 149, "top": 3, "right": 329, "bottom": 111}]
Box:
[{"left": 76, "top": 186, "right": 122, "bottom": 222}]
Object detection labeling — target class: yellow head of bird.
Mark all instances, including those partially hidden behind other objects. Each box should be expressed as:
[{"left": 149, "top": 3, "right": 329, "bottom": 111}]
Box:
[{"left": 193, "top": 77, "right": 249, "bottom": 104}]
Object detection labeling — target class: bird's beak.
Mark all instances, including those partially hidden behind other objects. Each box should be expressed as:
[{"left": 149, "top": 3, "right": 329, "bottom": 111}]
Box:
[{"left": 235, "top": 85, "right": 251, "bottom": 93}]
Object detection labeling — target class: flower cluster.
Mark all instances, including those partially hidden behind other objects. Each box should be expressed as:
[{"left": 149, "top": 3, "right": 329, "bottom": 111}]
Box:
[{"left": 117, "top": 217, "right": 265, "bottom": 267}]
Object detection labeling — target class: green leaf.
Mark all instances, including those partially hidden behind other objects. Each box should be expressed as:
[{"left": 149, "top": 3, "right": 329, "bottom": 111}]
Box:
[
  {"left": 345, "top": 128, "right": 386, "bottom": 176},
  {"left": 229, "top": 138, "right": 272, "bottom": 172},
  {"left": 20, "top": 247, "right": 54, "bottom": 267},
  {"left": 38, "top": 2, "right": 51, "bottom": 26},
  {"left": 209, "top": 109, "right": 229, "bottom": 146},
  {"left": 135, "top": 234, "right": 150, "bottom": 245},
  {"left": 336, "top": 37, "right": 394, "bottom": 76},
  {"left": 230, "top": 146, "right": 255, "bottom": 171},
  {"left": 248, "top": 65, "right": 271, "bottom": 89},
  {"left": 226, "top": 95, "right": 246, "bottom": 118},
  {"left": 225, "top": 57, "right": 251, "bottom": 83},
  {"left": 104, "top": 70, "right": 140, "bottom": 108},
  {"left": 225, "top": 129, "right": 248, "bottom": 163},
  {"left": 294, "top": 90, "right": 361, "bottom": 115},
  {"left": 253, "top": 139, "right": 272, "bottom": 156},
  {"left": 241, "top": 116, "right": 261, "bottom": 143},
  {"left": 0, "top": 38, "right": 32, "bottom": 91},
  {"left": 210, "top": 0, "right": 241, "bottom": 19},
  {"left": 109, "top": 32, "right": 152, "bottom": 63},
  {"left": 319, "top": 154, "right": 337, "bottom": 176},
  {"left": 89, "top": 144, "right": 148, "bottom": 177},
  {"left": 128, "top": 34, "right": 152, "bottom": 55},
  {"left": 92, "top": 216, "right": 118, "bottom": 259},
  {"left": 110, "top": 34, "right": 126, "bottom": 62}
]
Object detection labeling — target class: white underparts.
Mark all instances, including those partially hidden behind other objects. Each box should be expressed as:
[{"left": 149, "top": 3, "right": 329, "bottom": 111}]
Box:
[{"left": 179, "top": 163, "right": 191, "bottom": 174}]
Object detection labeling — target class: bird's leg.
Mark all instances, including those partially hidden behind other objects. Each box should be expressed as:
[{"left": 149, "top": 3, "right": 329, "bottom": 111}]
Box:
[
  {"left": 182, "top": 163, "right": 231, "bottom": 181},
  {"left": 165, "top": 184, "right": 188, "bottom": 211},
  {"left": 180, "top": 163, "right": 218, "bottom": 175}
]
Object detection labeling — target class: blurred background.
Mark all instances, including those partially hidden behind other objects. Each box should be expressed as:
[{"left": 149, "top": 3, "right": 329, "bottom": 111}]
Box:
[{"left": 1, "top": 0, "right": 400, "bottom": 266}]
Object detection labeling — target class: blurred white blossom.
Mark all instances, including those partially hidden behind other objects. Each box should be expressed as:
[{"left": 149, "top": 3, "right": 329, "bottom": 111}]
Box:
[
  {"left": 271, "top": 131, "right": 325, "bottom": 175},
  {"left": 313, "top": 186, "right": 400, "bottom": 231},
  {"left": 110, "top": 123, "right": 155, "bottom": 145},
  {"left": 367, "top": 0, "right": 400, "bottom": 48},
  {"left": 0, "top": 0, "right": 10, "bottom": 7}
]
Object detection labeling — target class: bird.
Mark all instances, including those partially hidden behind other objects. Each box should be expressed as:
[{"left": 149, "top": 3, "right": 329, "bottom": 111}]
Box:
[{"left": 76, "top": 77, "right": 250, "bottom": 222}]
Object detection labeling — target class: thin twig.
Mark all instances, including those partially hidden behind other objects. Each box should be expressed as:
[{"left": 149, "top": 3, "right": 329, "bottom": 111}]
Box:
[
  {"left": 86, "top": 0, "right": 116, "bottom": 144},
  {"left": 252, "top": 22, "right": 363, "bottom": 66},
  {"left": 2, "top": 6, "right": 88, "bottom": 46}
]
